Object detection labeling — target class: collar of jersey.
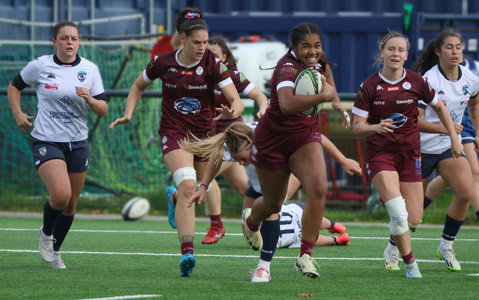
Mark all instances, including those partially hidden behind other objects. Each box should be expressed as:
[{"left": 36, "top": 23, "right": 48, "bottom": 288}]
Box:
[
  {"left": 438, "top": 64, "right": 462, "bottom": 81},
  {"left": 53, "top": 54, "right": 81, "bottom": 67}
]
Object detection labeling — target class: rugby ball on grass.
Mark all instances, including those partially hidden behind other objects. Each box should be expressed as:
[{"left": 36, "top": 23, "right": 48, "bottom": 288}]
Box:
[
  {"left": 122, "top": 197, "right": 150, "bottom": 221},
  {"left": 383, "top": 113, "right": 407, "bottom": 128},
  {"left": 294, "top": 68, "right": 323, "bottom": 115}
]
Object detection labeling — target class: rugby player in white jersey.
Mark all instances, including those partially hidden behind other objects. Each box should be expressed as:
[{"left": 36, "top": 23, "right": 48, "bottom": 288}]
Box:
[
  {"left": 8, "top": 21, "right": 108, "bottom": 269},
  {"left": 416, "top": 29, "right": 479, "bottom": 272}
]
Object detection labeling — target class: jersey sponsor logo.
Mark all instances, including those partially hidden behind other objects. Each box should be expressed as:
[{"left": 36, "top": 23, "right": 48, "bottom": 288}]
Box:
[
  {"left": 45, "top": 84, "right": 58, "bottom": 90},
  {"left": 173, "top": 97, "right": 201, "bottom": 115},
  {"left": 165, "top": 83, "right": 176, "bottom": 88},
  {"left": 387, "top": 86, "right": 400, "bottom": 92},
  {"left": 188, "top": 84, "right": 207, "bottom": 90},
  {"left": 373, "top": 100, "right": 385, "bottom": 105},
  {"left": 47, "top": 74, "right": 56, "bottom": 79},
  {"left": 58, "top": 96, "right": 73, "bottom": 108},
  {"left": 181, "top": 70, "right": 193, "bottom": 75},
  {"left": 168, "top": 67, "right": 178, "bottom": 72},
  {"left": 402, "top": 82, "right": 411, "bottom": 90},
  {"left": 396, "top": 99, "right": 414, "bottom": 104},
  {"left": 49, "top": 111, "right": 79, "bottom": 120},
  {"left": 77, "top": 71, "right": 86, "bottom": 82},
  {"left": 280, "top": 65, "right": 297, "bottom": 74},
  {"left": 196, "top": 66, "right": 204, "bottom": 75}
]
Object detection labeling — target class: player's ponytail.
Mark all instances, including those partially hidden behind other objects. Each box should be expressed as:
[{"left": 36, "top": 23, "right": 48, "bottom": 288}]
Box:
[
  {"left": 416, "top": 29, "right": 463, "bottom": 75},
  {"left": 175, "top": 7, "right": 208, "bottom": 37},
  {"left": 180, "top": 122, "right": 253, "bottom": 165}
]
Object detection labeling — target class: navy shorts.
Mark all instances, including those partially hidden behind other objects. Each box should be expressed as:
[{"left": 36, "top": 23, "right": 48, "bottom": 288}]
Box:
[
  {"left": 31, "top": 137, "right": 89, "bottom": 173},
  {"left": 245, "top": 184, "right": 263, "bottom": 199},
  {"left": 421, "top": 149, "right": 464, "bottom": 179}
]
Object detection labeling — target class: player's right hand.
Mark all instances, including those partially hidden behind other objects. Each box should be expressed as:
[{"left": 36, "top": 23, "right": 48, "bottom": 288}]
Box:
[
  {"left": 375, "top": 118, "right": 395, "bottom": 134},
  {"left": 187, "top": 190, "right": 206, "bottom": 208},
  {"left": 14, "top": 111, "right": 34, "bottom": 131},
  {"left": 108, "top": 116, "right": 131, "bottom": 129}
]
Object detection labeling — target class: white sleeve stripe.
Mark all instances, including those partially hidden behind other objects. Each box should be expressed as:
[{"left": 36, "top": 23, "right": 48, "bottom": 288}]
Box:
[
  {"left": 241, "top": 83, "right": 255, "bottom": 96},
  {"left": 351, "top": 106, "right": 368, "bottom": 118},
  {"left": 276, "top": 80, "right": 294, "bottom": 92},
  {"left": 142, "top": 70, "right": 152, "bottom": 84},
  {"left": 218, "top": 77, "right": 233, "bottom": 89},
  {"left": 427, "top": 94, "right": 438, "bottom": 106}
]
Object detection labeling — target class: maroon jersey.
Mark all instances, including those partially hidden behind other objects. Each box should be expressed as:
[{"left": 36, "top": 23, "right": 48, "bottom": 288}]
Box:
[
  {"left": 214, "top": 66, "right": 253, "bottom": 130},
  {"left": 352, "top": 68, "right": 436, "bottom": 151},
  {"left": 144, "top": 48, "right": 232, "bottom": 135},
  {"left": 259, "top": 50, "right": 327, "bottom": 133}
]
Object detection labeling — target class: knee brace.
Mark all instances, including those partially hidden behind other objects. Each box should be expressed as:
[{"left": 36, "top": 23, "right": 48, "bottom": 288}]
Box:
[
  {"left": 384, "top": 196, "right": 409, "bottom": 236},
  {"left": 173, "top": 167, "right": 196, "bottom": 187}
]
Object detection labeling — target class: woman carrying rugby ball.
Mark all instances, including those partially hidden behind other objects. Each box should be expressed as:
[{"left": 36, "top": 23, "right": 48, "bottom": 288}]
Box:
[
  {"left": 241, "top": 22, "right": 336, "bottom": 279},
  {"left": 351, "top": 31, "right": 459, "bottom": 278}
]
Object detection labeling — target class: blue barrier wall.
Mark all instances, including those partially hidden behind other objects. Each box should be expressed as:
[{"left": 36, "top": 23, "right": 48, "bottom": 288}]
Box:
[
  {"left": 176, "top": 0, "right": 479, "bottom": 15},
  {"left": 2, "top": 1, "right": 479, "bottom": 93},
  {"left": 206, "top": 14, "right": 404, "bottom": 93}
]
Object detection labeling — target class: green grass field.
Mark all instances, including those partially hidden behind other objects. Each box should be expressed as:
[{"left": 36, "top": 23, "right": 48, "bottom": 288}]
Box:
[{"left": 1, "top": 215, "right": 478, "bottom": 300}]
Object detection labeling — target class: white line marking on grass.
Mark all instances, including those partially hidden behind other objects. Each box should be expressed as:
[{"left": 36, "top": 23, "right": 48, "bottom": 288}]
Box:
[
  {"left": 2, "top": 249, "right": 479, "bottom": 265},
  {"left": 467, "top": 273, "right": 479, "bottom": 276},
  {"left": 2, "top": 228, "right": 478, "bottom": 242},
  {"left": 77, "top": 295, "right": 162, "bottom": 300}
]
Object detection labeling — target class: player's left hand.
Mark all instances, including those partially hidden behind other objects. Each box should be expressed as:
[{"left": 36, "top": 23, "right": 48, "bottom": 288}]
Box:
[
  {"left": 341, "top": 111, "right": 351, "bottom": 128},
  {"left": 76, "top": 86, "right": 91, "bottom": 101},
  {"left": 187, "top": 189, "right": 207, "bottom": 208},
  {"left": 451, "top": 139, "right": 463, "bottom": 158},
  {"left": 340, "top": 158, "right": 362, "bottom": 175},
  {"left": 214, "top": 104, "right": 235, "bottom": 121}
]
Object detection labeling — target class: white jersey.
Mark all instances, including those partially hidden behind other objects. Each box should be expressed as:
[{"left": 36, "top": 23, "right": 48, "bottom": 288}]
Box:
[
  {"left": 420, "top": 64, "right": 479, "bottom": 154},
  {"left": 20, "top": 54, "right": 105, "bottom": 142},
  {"left": 276, "top": 203, "right": 304, "bottom": 248},
  {"left": 222, "top": 122, "right": 260, "bottom": 192}
]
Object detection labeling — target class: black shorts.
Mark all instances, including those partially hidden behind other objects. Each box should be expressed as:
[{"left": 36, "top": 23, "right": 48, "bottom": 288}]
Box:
[
  {"left": 421, "top": 149, "right": 464, "bottom": 179},
  {"left": 245, "top": 184, "right": 263, "bottom": 199},
  {"left": 31, "top": 137, "right": 89, "bottom": 173}
]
